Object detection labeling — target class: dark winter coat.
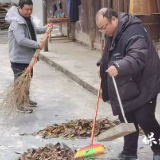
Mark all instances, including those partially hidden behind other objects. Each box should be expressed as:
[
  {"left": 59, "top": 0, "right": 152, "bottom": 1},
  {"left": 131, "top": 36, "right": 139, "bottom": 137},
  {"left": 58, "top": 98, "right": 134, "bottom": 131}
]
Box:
[
  {"left": 69, "top": 0, "right": 81, "bottom": 22},
  {"left": 100, "top": 13, "right": 160, "bottom": 116}
]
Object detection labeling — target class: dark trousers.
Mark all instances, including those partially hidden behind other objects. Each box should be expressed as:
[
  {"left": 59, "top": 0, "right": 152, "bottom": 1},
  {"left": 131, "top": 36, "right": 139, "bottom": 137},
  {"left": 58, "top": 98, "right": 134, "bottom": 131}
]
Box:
[
  {"left": 119, "top": 96, "right": 160, "bottom": 155},
  {"left": 11, "top": 62, "right": 33, "bottom": 99},
  {"left": 11, "top": 62, "right": 33, "bottom": 80}
]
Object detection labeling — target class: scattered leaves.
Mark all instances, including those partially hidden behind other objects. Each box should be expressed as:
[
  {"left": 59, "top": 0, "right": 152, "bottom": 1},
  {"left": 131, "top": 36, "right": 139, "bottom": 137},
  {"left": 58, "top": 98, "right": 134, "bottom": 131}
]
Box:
[{"left": 17, "top": 143, "right": 76, "bottom": 160}]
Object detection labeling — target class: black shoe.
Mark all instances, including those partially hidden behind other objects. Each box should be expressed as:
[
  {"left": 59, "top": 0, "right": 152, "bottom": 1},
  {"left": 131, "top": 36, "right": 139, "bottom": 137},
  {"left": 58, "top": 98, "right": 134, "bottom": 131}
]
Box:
[
  {"left": 29, "top": 100, "right": 37, "bottom": 107},
  {"left": 118, "top": 151, "right": 138, "bottom": 160},
  {"left": 153, "top": 153, "right": 160, "bottom": 160},
  {"left": 17, "top": 107, "right": 33, "bottom": 114}
]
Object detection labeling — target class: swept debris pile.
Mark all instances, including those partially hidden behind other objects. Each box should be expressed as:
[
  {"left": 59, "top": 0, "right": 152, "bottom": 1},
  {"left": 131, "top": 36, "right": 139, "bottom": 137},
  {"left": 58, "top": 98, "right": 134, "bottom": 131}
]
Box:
[
  {"left": 17, "top": 143, "right": 76, "bottom": 160},
  {"left": 20, "top": 119, "right": 144, "bottom": 140},
  {"left": 32, "top": 119, "right": 120, "bottom": 139},
  {"left": 26, "top": 119, "right": 144, "bottom": 139}
]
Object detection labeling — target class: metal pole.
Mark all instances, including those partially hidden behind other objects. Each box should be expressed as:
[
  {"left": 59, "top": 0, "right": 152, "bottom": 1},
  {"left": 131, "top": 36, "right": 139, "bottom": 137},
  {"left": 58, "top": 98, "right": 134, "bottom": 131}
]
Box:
[
  {"left": 112, "top": 76, "right": 128, "bottom": 123},
  {"left": 42, "top": 0, "right": 48, "bottom": 51}
]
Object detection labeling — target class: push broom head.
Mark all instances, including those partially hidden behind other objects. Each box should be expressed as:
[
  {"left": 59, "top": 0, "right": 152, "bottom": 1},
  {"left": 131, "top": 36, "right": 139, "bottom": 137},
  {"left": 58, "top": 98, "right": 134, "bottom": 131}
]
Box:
[
  {"left": 97, "top": 123, "right": 136, "bottom": 141},
  {"left": 74, "top": 144, "right": 105, "bottom": 159}
]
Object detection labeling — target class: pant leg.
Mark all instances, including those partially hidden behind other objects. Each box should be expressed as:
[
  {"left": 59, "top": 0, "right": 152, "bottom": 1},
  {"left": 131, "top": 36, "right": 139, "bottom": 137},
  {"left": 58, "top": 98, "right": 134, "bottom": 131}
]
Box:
[
  {"left": 11, "top": 62, "right": 33, "bottom": 80},
  {"left": 11, "top": 62, "right": 25, "bottom": 80},
  {"left": 134, "top": 96, "right": 160, "bottom": 154},
  {"left": 119, "top": 112, "right": 139, "bottom": 155},
  {"left": 11, "top": 62, "right": 33, "bottom": 101}
]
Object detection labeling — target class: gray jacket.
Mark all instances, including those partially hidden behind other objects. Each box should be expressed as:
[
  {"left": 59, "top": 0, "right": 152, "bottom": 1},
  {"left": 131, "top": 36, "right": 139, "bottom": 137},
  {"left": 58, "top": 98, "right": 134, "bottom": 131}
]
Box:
[{"left": 5, "top": 6, "right": 47, "bottom": 64}]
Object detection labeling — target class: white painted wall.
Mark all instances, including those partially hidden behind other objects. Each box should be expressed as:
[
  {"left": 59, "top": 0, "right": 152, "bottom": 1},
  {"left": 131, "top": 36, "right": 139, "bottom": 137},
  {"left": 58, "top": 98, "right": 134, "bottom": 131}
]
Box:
[
  {"left": 0, "top": 0, "right": 11, "bottom": 3},
  {"left": 32, "top": 0, "right": 43, "bottom": 24},
  {"left": 32, "top": 0, "right": 43, "bottom": 41}
]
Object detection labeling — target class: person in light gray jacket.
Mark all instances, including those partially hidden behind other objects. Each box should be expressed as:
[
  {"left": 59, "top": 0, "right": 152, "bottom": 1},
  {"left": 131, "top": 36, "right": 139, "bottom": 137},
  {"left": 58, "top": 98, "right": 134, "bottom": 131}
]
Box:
[{"left": 5, "top": 0, "right": 52, "bottom": 113}]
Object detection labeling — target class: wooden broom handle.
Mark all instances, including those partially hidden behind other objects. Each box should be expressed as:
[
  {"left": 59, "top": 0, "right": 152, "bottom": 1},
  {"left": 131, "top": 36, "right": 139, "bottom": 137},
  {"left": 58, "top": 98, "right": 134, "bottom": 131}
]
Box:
[
  {"left": 90, "top": 82, "right": 101, "bottom": 145},
  {"left": 25, "top": 23, "right": 53, "bottom": 73}
]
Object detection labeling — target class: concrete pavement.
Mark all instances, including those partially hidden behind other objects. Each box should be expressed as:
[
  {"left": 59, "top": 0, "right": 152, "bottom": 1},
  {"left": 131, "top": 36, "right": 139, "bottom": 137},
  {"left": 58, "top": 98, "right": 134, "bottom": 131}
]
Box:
[
  {"left": 0, "top": 30, "right": 8, "bottom": 44},
  {"left": 40, "top": 40, "right": 160, "bottom": 123},
  {"left": 0, "top": 44, "right": 157, "bottom": 159},
  {"left": 40, "top": 40, "right": 101, "bottom": 96}
]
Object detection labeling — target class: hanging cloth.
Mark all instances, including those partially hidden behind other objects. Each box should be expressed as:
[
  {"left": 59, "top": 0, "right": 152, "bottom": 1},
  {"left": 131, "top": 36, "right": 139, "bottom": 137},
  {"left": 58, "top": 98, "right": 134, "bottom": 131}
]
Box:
[
  {"left": 59, "top": 1, "right": 62, "bottom": 9},
  {"left": 69, "top": 0, "right": 81, "bottom": 22},
  {"left": 52, "top": 4, "right": 57, "bottom": 16},
  {"left": 67, "top": 0, "right": 71, "bottom": 16}
]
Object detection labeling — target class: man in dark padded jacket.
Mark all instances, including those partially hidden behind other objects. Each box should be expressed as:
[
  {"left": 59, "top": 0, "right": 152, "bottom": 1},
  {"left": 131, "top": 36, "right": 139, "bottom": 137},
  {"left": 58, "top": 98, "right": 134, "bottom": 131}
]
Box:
[{"left": 96, "top": 8, "right": 160, "bottom": 160}]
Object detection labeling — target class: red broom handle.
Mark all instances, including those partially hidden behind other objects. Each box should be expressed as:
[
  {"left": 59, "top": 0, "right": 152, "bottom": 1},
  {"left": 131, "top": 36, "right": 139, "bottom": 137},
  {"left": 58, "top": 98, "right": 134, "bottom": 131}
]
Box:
[{"left": 90, "top": 82, "right": 101, "bottom": 145}]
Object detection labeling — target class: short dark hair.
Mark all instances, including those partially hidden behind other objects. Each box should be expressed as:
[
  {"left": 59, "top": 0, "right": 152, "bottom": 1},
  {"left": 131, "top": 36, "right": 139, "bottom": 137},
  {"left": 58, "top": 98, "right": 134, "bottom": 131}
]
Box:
[
  {"left": 103, "top": 8, "right": 118, "bottom": 21},
  {"left": 18, "top": 0, "right": 33, "bottom": 8}
]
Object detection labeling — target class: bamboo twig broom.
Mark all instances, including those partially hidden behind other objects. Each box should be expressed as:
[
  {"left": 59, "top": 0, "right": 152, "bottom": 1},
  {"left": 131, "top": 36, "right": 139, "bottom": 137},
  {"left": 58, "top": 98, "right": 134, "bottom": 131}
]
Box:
[{"left": 0, "top": 23, "right": 53, "bottom": 117}]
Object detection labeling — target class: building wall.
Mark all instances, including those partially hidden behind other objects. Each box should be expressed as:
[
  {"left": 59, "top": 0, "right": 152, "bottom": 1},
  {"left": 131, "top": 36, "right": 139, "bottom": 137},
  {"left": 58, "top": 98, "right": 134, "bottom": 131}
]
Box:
[
  {"left": 32, "top": 0, "right": 43, "bottom": 41},
  {"left": 0, "top": 0, "right": 43, "bottom": 25},
  {"left": 60, "top": 0, "right": 160, "bottom": 50},
  {"left": 33, "top": 0, "right": 43, "bottom": 23},
  {"left": 60, "top": 0, "right": 129, "bottom": 50},
  {"left": 0, "top": 0, "right": 11, "bottom": 3}
]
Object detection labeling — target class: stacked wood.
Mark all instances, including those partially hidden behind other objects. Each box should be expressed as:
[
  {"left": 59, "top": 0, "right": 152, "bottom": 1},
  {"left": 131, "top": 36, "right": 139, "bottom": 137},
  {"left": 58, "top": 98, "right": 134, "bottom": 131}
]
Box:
[{"left": 0, "top": 3, "right": 18, "bottom": 30}]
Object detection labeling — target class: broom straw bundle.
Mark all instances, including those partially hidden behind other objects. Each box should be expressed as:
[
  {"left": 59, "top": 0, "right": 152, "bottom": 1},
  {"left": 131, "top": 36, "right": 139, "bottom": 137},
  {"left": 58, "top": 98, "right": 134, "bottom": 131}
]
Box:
[{"left": 0, "top": 23, "right": 53, "bottom": 117}]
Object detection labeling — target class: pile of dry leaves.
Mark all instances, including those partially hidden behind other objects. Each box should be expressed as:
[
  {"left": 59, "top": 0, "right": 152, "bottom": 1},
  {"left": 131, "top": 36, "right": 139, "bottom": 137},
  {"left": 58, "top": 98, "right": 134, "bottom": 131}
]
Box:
[
  {"left": 31, "top": 119, "right": 120, "bottom": 139},
  {"left": 17, "top": 143, "right": 76, "bottom": 160},
  {"left": 21, "top": 119, "right": 144, "bottom": 139}
]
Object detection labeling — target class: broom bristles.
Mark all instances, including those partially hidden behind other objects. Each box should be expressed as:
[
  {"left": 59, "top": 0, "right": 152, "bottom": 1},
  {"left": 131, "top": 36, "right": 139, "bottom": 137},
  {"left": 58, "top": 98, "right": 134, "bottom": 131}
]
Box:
[
  {"left": 0, "top": 71, "right": 31, "bottom": 118},
  {"left": 74, "top": 145, "right": 105, "bottom": 159},
  {"left": 0, "top": 24, "right": 53, "bottom": 118}
]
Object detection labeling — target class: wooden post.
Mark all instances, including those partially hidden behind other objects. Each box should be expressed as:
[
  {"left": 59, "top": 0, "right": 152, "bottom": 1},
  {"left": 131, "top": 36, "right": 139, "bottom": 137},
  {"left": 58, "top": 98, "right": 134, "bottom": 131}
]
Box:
[
  {"left": 59, "top": 24, "right": 62, "bottom": 35},
  {"left": 102, "top": 0, "right": 112, "bottom": 8},
  {"left": 42, "top": 0, "right": 48, "bottom": 51},
  {"left": 70, "top": 22, "right": 75, "bottom": 41},
  {"left": 112, "top": 0, "right": 124, "bottom": 13},
  {"left": 67, "top": 23, "right": 69, "bottom": 38},
  {"left": 89, "top": 0, "right": 96, "bottom": 49},
  {"left": 124, "top": 0, "right": 130, "bottom": 13},
  {"left": 157, "top": 0, "right": 160, "bottom": 12}
]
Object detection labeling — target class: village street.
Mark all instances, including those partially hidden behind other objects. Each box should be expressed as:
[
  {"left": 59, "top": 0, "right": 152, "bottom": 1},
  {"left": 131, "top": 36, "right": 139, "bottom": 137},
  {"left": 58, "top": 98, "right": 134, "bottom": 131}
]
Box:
[
  {"left": 1, "top": 0, "right": 160, "bottom": 159},
  {"left": 0, "top": 37, "right": 159, "bottom": 159}
]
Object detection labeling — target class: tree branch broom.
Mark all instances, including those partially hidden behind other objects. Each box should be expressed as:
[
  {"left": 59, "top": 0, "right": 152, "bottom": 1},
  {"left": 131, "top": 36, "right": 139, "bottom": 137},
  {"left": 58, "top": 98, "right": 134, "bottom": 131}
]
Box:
[
  {"left": 74, "top": 82, "right": 105, "bottom": 159},
  {"left": 0, "top": 23, "right": 53, "bottom": 118}
]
